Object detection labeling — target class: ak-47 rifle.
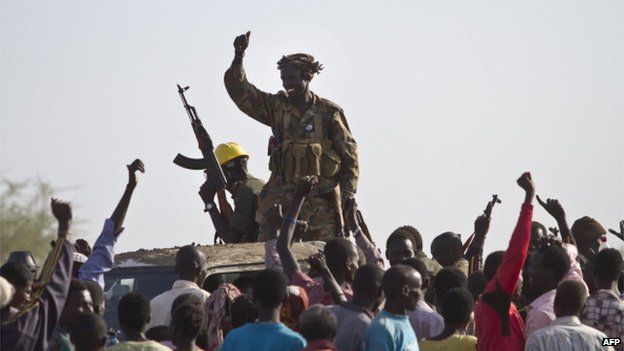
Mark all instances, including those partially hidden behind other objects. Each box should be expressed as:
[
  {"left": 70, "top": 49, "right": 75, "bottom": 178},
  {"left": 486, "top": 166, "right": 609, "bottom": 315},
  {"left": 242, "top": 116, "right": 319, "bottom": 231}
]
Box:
[
  {"left": 462, "top": 194, "right": 501, "bottom": 254},
  {"left": 173, "top": 84, "right": 230, "bottom": 242}
]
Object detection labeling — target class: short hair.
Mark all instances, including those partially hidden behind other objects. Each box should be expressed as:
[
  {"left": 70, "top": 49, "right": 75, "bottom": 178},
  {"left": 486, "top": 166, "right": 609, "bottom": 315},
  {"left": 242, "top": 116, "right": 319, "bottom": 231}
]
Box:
[
  {"left": 353, "top": 264, "right": 384, "bottom": 296},
  {"left": 386, "top": 230, "right": 414, "bottom": 249},
  {"left": 483, "top": 251, "right": 505, "bottom": 282},
  {"left": 71, "top": 313, "right": 108, "bottom": 350},
  {"left": 171, "top": 302, "right": 204, "bottom": 340},
  {"left": 0, "top": 261, "right": 32, "bottom": 288},
  {"left": 252, "top": 269, "right": 287, "bottom": 308},
  {"left": 83, "top": 280, "right": 104, "bottom": 311},
  {"left": 118, "top": 292, "right": 150, "bottom": 331},
  {"left": 392, "top": 226, "right": 423, "bottom": 251},
  {"left": 400, "top": 258, "right": 429, "bottom": 283},
  {"left": 593, "top": 249, "right": 624, "bottom": 282},
  {"left": 299, "top": 305, "right": 337, "bottom": 341},
  {"left": 535, "top": 245, "right": 570, "bottom": 283},
  {"left": 231, "top": 295, "right": 258, "bottom": 328},
  {"left": 433, "top": 267, "right": 467, "bottom": 301},
  {"left": 431, "top": 232, "right": 462, "bottom": 253},
  {"left": 171, "top": 293, "right": 202, "bottom": 315},
  {"left": 69, "top": 278, "right": 88, "bottom": 296},
  {"left": 555, "top": 280, "right": 588, "bottom": 317},
  {"left": 382, "top": 265, "right": 420, "bottom": 299},
  {"left": 324, "top": 238, "right": 357, "bottom": 267},
  {"left": 146, "top": 326, "right": 170, "bottom": 342},
  {"left": 440, "top": 288, "right": 474, "bottom": 325}
]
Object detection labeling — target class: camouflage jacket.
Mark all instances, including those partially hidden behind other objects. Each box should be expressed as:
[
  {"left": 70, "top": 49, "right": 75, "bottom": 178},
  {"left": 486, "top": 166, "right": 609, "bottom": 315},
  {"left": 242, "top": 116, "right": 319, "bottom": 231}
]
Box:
[{"left": 224, "top": 61, "right": 358, "bottom": 197}]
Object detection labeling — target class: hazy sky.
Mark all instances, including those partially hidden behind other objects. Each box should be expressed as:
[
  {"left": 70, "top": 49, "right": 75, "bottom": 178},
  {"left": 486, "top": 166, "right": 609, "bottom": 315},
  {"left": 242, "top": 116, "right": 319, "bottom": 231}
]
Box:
[{"left": 2, "top": 1, "right": 622, "bottom": 257}]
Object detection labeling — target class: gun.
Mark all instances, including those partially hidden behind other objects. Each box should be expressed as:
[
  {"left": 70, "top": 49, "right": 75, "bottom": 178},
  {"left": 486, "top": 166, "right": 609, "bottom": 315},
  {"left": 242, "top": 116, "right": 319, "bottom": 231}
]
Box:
[
  {"left": 462, "top": 195, "right": 501, "bottom": 254},
  {"left": 173, "top": 85, "right": 229, "bottom": 238}
]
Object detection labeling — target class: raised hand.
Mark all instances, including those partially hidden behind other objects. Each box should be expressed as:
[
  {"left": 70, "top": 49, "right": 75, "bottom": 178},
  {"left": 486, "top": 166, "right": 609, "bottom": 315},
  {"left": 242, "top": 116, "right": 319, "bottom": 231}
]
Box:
[
  {"left": 51, "top": 198, "right": 72, "bottom": 238},
  {"left": 127, "top": 159, "right": 145, "bottom": 187},
  {"left": 516, "top": 172, "right": 535, "bottom": 203},
  {"left": 198, "top": 180, "right": 217, "bottom": 205},
  {"left": 234, "top": 31, "right": 250, "bottom": 56},
  {"left": 295, "top": 175, "right": 318, "bottom": 197},
  {"left": 294, "top": 220, "right": 309, "bottom": 240},
  {"left": 608, "top": 220, "right": 624, "bottom": 242},
  {"left": 308, "top": 251, "right": 328, "bottom": 272},
  {"left": 536, "top": 195, "right": 566, "bottom": 222},
  {"left": 474, "top": 215, "right": 491, "bottom": 236}
]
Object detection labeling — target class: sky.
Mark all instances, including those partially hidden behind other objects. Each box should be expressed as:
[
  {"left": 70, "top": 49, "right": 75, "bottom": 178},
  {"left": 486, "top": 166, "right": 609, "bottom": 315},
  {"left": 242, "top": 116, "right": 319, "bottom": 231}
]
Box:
[{"left": 2, "top": 1, "right": 622, "bottom": 257}]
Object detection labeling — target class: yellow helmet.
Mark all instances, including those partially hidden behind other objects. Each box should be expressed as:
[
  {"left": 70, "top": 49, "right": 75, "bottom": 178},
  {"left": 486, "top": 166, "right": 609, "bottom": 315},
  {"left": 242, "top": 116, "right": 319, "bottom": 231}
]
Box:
[{"left": 215, "top": 142, "right": 250, "bottom": 166}]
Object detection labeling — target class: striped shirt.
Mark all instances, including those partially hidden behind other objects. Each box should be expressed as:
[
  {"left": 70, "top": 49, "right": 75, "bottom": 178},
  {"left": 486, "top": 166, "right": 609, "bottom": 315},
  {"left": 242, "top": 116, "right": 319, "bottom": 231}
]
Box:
[{"left": 525, "top": 316, "right": 612, "bottom": 351}]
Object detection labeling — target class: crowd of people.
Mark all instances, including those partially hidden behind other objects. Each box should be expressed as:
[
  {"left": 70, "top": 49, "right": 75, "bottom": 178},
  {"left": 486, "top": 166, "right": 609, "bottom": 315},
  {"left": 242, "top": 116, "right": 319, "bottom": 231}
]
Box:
[
  {"left": 1, "top": 31, "right": 623, "bottom": 351},
  {"left": 0, "top": 167, "right": 622, "bottom": 351}
]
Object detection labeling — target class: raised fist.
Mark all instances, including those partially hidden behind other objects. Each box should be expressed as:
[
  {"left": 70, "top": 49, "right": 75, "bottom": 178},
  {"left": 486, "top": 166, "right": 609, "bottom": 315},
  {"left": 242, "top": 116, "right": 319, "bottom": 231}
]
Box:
[
  {"left": 234, "top": 31, "right": 250, "bottom": 56},
  {"left": 127, "top": 159, "right": 145, "bottom": 187}
]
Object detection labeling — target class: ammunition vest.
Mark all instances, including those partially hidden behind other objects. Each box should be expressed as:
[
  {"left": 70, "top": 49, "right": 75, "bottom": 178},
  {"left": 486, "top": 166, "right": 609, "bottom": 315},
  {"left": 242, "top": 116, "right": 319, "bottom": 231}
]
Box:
[{"left": 269, "top": 97, "right": 342, "bottom": 193}]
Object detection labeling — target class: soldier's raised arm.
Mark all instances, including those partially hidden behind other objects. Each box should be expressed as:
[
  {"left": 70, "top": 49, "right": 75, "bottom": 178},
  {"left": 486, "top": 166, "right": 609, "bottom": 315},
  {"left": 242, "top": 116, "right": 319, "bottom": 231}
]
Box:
[{"left": 224, "top": 31, "right": 275, "bottom": 127}]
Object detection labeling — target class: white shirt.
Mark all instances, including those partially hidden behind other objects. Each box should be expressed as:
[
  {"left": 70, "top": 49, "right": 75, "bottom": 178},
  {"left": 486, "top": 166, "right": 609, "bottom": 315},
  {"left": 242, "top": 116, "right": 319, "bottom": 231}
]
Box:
[
  {"left": 525, "top": 316, "right": 612, "bottom": 351},
  {"left": 148, "top": 279, "right": 210, "bottom": 328}
]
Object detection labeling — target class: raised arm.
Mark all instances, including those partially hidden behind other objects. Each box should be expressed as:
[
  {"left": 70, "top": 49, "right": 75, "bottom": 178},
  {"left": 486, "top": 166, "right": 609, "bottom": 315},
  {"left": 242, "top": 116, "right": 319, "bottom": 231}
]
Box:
[
  {"left": 536, "top": 195, "right": 575, "bottom": 245},
  {"left": 484, "top": 172, "right": 534, "bottom": 295},
  {"left": 276, "top": 176, "right": 317, "bottom": 279},
  {"left": 199, "top": 180, "right": 241, "bottom": 243},
  {"left": 223, "top": 31, "right": 275, "bottom": 126},
  {"left": 464, "top": 215, "right": 491, "bottom": 273},
  {"left": 110, "top": 159, "right": 144, "bottom": 236},
  {"left": 308, "top": 252, "right": 347, "bottom": 304},
  {"left": 608, "top": 220, "right": 624, "bottom": 242}
]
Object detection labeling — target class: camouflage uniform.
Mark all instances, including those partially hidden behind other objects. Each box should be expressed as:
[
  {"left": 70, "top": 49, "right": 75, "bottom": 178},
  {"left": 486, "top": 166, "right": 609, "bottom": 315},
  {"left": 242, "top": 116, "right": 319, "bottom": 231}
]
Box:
[
  {"left": 228, "top": 175, "right": 265, "bottom": 243},
  {"left": 224, "top": 61, "right": 358, "bottom": 241}
]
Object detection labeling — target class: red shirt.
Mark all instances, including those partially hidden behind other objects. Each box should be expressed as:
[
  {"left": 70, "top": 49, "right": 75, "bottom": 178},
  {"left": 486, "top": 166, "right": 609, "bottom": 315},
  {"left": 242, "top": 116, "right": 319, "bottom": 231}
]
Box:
[
  {"left": 475, "top": 203, "right": 533, "bottom": 351},
  {"left": 291, "top": 271, "right": 353, "bottom": 306}
]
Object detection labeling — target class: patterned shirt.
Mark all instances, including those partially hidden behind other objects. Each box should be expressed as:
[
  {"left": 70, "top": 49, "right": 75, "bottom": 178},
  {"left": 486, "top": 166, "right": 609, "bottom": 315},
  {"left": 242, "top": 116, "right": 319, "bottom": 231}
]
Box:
[
  {"left": 581, "top": 289, "right": 624, "bottom": 350},
  {"left": 525, "top": 316, "right": 612, "bottom": 351}
]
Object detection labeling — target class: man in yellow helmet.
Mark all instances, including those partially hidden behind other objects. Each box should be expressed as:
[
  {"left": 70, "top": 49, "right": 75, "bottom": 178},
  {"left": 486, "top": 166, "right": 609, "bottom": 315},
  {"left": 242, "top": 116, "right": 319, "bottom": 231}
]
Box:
[{"left": 198, "top": 142, "right": 265, "bottom": 243}]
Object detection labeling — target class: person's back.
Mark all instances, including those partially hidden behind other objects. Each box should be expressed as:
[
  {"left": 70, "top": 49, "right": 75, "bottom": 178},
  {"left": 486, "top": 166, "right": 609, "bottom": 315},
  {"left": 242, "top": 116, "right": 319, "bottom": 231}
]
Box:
[
  {"left": 221, "top": 269, "right": 306, "bottom": 351},
  {"left": 526, "top": 280, "right": 612, "bottom": 351}
]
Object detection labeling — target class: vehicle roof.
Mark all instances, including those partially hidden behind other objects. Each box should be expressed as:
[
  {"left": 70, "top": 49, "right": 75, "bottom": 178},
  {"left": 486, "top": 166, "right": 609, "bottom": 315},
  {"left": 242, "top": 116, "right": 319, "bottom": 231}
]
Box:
[{"left": 113, "top": 241, "right": 324, "bottom": 270}]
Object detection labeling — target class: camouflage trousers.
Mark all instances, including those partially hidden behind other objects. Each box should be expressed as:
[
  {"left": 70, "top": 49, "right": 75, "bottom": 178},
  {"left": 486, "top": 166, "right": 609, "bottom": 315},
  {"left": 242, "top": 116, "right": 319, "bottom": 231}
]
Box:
[{"left": 256, "top": 179, "right": 340, "bottom": 242}]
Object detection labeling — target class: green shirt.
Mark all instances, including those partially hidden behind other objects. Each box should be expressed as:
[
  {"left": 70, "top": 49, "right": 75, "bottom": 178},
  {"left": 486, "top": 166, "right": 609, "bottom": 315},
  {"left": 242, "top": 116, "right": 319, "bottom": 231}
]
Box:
[{"left": 228, "top": 175, "right": 265, "bottom": 242}]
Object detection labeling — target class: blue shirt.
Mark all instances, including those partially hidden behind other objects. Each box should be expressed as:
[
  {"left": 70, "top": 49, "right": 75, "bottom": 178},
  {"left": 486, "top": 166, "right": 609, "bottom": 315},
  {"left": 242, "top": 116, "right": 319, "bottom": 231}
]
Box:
[
  {"left": 221, "top": 322, "right": 306, "bottom": 351},
  {"left": 78, "top": 219, "right": 120, "bottom": 289},
  {"left": 362, "top": 310, "right": 419, "bottom": 351}
]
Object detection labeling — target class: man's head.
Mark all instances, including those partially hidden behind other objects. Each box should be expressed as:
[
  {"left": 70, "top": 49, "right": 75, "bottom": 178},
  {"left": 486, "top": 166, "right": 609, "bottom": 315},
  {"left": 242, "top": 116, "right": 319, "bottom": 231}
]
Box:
[
  {"left": 299, "top": 304, "right": 337, "bottom": 343},
  {"left": 431, "top": 232, "right": 463, "bottom": 267},
  {"left": 215, "top": 142, "right": 250, "bottom": 185},
  {"left": 554, "top": 280, "right": 588, "bottom": 318},
  {"left": 529, "top": 245, "right": 571, "bottom": 296},
  {"left": 440, "top": 288, "right": 474, "bottom": 329},
  {"left": 170, "top": 301, "right": 204, "bottom": 347},
  {"left": 175, "top": 245, "right": 207, "bottom": 284},
  {"left": 252, "top": 269, "right": 287, "bottom": 310},
  {"left": 231, "top": 295, "right": 258, "bottom": 329},
  {"left": 352, "top": 264, "right": 384, "bottom": 308},
  {"left": 392, "top": 226, "right": 423, "bottom": 252},
  {"left": 60, "top": 279, "right": 93, "bottom": 329},
  {"left": 386, "top": 231, "right": 415, "bottom": 266},
  {"left": 0, "top": 261, "right": 33, "bottom": 309},
  {"left": 432, "top": 267, "right": 467, "bottom": 308},
  {"left": 400, "top": 257, "right": 430, "bottom": 292},
  {"left": 277, "top": 54, "right": 323, "bottom": 97},
  {"left": 83, "top": 280, "right": 105, "bottom": 316},
  {"left": 382, "top": 265, "right": 421, "bottom": 312},
  {"left": 70, "top": 313, "right": 107, "bottom": 351},
  {"left": 324, "top": 238, "right": 359, "bottom": 283},
  {"left": 530, "top": 221, "right": 547, "bottom": 253},
  {"left": 571, "top": 216, "right": 606, "bottom": 254},
  {"left": 592, "top": 248, "right": 624, "bottom": 290},
  {"left": 118, "top": 292, "right": 150, "bottom": 334}
]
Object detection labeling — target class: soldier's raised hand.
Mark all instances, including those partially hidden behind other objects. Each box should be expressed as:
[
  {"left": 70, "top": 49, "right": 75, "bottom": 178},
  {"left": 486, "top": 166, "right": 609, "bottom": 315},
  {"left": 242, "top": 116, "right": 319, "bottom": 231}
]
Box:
[
  {"left": 127, "top": 159, "right": 145, "bottom": 187},
  {"left": 296, "top": 175, "right": 318, "bottom": 197},
  {"left": 474, "top": 215, "right": 491, "bottom": 236},
  {"left": 536, "top": 195, "right": 566, "bottom": 222},
  {"left": 234, "top": 31, "right": 250, "bottom": 56},
  {"left": 198, "top": 180, "right": 217, "bottom": 205}
]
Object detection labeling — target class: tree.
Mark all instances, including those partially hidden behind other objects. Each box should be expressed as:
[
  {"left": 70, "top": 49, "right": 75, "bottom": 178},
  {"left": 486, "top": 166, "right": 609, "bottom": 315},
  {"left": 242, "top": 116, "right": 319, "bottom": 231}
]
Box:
[{"left": 0, "top": 178, "right": 56, "bottom": 267}]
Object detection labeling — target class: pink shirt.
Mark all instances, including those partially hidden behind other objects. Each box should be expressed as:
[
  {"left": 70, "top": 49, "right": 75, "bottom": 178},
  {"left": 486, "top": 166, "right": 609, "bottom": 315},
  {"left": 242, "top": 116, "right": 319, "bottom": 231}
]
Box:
[
  {"left": 525, "top": 289, "right": 557, "bottom": 336},
  {"left": 291, "top": 271, "right": 353, "bottom": 306}
]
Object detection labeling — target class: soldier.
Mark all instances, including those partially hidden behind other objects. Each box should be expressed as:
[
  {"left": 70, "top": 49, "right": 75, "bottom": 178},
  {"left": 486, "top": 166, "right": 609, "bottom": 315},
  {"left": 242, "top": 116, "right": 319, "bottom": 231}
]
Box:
[
  {"left": 224, "top": 31, "right": 359, "bottom": 241},
  {"left": 198, "top": 142, "right": 265, "bottom": 243}
]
